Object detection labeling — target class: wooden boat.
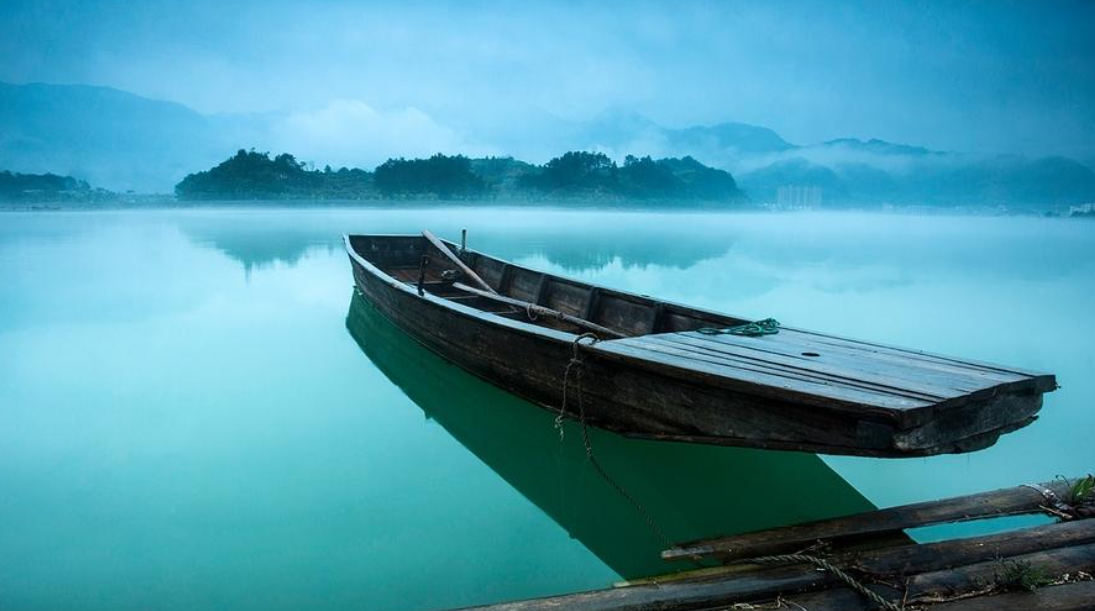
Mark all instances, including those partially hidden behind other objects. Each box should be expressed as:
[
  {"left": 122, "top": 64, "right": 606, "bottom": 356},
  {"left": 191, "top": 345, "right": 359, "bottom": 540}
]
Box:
[{"left": 344, "top": 231, "right": 1057, "bottom": 458}]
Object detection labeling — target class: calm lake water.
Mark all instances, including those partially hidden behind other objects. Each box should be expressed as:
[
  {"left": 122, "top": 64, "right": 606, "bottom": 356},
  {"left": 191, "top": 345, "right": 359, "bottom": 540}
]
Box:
[{"left": 1, "top": 207, "right": 1092, "bottom": 610}]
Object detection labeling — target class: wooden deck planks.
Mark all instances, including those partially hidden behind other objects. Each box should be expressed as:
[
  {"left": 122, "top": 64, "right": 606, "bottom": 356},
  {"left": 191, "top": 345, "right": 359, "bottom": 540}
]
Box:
[
  {"left": 692, "top": 327, "right": 1032, "bottom": 383},
  {"left": 675, "top": 329, "right": 1031, "bottom": 395},
  {"left": 593, "top": 338, "right": 933, "bottom": 413},
  {"left": 645, "top": 335, "right": 953, "bottom": 400},
  {"left": 671, "top": 331, "right": 1021, "bottom": 395},
  {"left": 598, "top": 326, "right": 1048, "bottom": 418}
]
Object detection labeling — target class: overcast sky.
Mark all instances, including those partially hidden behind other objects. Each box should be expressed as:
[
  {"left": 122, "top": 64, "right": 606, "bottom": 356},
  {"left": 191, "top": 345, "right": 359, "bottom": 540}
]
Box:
[{"left": 3, "top": 0, "right": 1093, "bottom": 159}]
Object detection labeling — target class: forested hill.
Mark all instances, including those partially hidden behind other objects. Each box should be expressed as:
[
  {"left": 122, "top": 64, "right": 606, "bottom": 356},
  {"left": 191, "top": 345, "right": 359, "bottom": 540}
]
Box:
[
  {"left": 174, "top": 149, "right": 746, "bottom": 204},
  {"left": 0, "top": 170, "right": 113, "bottom": 202}
]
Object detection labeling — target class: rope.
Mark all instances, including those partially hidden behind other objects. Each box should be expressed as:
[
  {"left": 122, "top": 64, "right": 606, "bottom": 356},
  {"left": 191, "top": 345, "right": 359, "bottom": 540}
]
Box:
[
  {"left": 732, "top": 554, "right": 902, "bottom": 611},
  {"left": 556, "top": 333, "right": 677, "bottom": 552},
  {"left": 697, "top": 317, "right": 781, "bottom": 337}
]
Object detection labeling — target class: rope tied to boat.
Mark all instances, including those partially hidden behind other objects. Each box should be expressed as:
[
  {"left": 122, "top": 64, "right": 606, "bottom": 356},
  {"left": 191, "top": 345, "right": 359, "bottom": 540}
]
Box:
[
  {"left": 555, "top": 332, "right": 678, "bottom": 552},
  {"left": 697, "top": 317, "right": 781, "bottom": 337},
  {"left": 554, "top": 333, "right": 600, "bottom": 440},
  {"left": 730, "top": 554, "right": 903, "bottom": 611}
]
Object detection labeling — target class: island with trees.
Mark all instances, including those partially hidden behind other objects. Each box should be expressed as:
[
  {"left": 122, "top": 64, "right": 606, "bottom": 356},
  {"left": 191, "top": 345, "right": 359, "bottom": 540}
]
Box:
[{"left": 173, "top": 149, "right": 747, "bottom": 205}]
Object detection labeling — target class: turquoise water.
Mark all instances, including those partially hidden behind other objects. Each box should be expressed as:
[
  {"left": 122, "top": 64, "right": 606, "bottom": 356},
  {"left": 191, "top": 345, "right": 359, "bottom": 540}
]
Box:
[{"left": 1, "top": 208, "right": 1092, "bottom": 610}]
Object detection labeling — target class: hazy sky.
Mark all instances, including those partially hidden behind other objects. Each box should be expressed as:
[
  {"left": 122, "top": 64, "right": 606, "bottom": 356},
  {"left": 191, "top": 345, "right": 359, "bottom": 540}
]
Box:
[{"left": 3, "top": 0, "right": 1093, "bottom": 158}]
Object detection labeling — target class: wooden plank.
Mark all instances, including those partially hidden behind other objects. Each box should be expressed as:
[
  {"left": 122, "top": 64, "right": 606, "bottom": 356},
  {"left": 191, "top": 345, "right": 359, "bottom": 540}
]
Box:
[
  {"left": 596, "top": 338, "right": 932, "bottom": 412},
  {"left": 774, "top": 585, "right": 902, "bottom": 611},
  {"left": 855, "top": 519, "right": 1095, "bottom": 575},
  {"left": 907, "top": 542, "right": 1095, "bottom": 601},
  {"left": 452, "top": 282, "right": 627, "bottom": 339},
  {"left": 450, "top": 522, "right": 1095, "bottom": 611},
  {"left": 663, "top": 332, "right": 1014, "bottom": 398},
  {"left": 751, "top": 328, "right": 1030, "bottom": 382},
  {"left": 780, "top": 579, "right": 1095, "bottom": 611},
  {"left": 637, "top": 335, "right": 948, "bottom": 403},
  {"left": 422, "top": 229, "right": 496, "bottom": 293},
  {"left": 663, "top": 480, "right": 1074, "bottom": 561},
  {"left": 671, "top": 329, "right": 1048, "bottom": 417},
  {"left": 926, "top": 581, "right": 1095, "bottom": 611},
  {"left": 798, "top": 326, "right": 1051, "bottom": 379},
  {"left": 450, "top": 564, "right": 835, "bottom": 611}
]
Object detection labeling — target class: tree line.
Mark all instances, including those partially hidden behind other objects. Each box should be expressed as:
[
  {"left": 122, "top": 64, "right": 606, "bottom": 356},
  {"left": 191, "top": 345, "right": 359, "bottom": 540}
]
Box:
[{"left": 174, "top": 149, "right": 745, "bottom": 203}]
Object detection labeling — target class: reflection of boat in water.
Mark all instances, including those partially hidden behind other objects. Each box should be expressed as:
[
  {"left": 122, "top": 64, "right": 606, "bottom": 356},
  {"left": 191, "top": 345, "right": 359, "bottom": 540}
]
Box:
[
  {"left": 345, "top": 292, "right": 876, "bottom": 578},
  {"left": 345, "top": 234, "right": 1056, "bottom": 458}
]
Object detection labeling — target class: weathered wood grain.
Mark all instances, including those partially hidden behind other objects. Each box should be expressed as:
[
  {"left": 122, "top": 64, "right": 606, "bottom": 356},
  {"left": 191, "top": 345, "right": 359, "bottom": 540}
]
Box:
[
  {"left": 854, "top": 517, "right": 1095, "bottom": 575},
  {"left": 926, "top": 580, "right": 1095, "bottom": 611},
  {"left": 451, "top": 564, "right": 835, "bottom": 611},
  {"left": 664, "top": 480, "right": 1074, "bottom": 561},
  {"left": 906, "top": 542, "right": 1095, "bottom": 601}
]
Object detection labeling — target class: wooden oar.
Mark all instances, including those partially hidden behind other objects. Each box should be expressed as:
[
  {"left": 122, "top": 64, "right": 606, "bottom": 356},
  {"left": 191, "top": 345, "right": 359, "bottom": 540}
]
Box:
[
  {"left": 422, "top": 229, "right": 495, "bottom": 293},
  {"left": 452, "top": 282, "right": 627, "bottom": 339}
]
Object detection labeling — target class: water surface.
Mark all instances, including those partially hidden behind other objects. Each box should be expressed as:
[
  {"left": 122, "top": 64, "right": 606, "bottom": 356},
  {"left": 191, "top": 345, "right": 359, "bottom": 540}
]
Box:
[{"left": 1, "top": 207, "right": 1092, "bottom": 610}]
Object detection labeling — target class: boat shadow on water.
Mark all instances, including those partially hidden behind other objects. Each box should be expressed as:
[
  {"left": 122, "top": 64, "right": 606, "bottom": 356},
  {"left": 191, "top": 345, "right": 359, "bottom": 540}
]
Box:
[{"left": 345, "top": 291, "right": 876, "bottom": 579}]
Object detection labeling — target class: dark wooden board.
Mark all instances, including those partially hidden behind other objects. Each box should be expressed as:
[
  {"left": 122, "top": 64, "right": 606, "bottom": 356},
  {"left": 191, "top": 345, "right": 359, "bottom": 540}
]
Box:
[
  {"left": 907, "top": 542, "right": 1095, "bottom": 601},
  {"left": 451, "top": 564, "right": 835, "bottom": 611},
  {"left": 855, "top": 517, "right": 1095, "bottom": 575},
  {"left": 664, "top": 480, "right": 1074, "bottom": 561},
  {"left": 451, "top": 521, "right": 1095, "bottom": 611},
  {"left": 926, "top": 581, "right": 1095, "bottom": 611}
]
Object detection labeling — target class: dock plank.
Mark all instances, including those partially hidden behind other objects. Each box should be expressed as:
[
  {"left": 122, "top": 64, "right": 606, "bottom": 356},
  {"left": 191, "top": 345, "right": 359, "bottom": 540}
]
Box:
[
  {"left": 927, "top": 581, "right": 1095, "bottom": 611},
  {"left": 907, "top": 542, "right": 1095, "bottom": 600},
  {"left": 855, "top": 518, "right": 1095, "bottom": 575},
  {"left": 664, "top": 479, "right": 1074, "bottom": 561}
]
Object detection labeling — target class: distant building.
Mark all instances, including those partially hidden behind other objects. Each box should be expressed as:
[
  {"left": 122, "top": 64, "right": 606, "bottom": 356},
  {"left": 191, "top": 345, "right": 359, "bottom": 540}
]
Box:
[
  {"left": 1069, "top": 203, "right": 1095, "bottom": 216},
  {"left": 776, "top": 185, "right": 822, "bottom": 208}
]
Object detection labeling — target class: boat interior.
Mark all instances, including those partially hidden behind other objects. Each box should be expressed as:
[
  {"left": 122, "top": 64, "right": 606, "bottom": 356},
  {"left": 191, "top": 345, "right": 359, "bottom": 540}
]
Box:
[{"left": 348, "top": 234, "right": 746, "bottom": 339}]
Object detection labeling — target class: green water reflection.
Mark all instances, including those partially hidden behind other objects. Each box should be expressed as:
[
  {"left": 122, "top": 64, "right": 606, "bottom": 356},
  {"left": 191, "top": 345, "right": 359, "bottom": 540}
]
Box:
[{"left": 345, "top": 292, "right": 873, "bottom": 578}]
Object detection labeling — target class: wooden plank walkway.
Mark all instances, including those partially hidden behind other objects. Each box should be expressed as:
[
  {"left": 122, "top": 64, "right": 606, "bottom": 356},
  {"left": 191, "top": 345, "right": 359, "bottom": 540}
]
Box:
[{"left": 451, "top": 477, "right": 1095, "bottom": 610}]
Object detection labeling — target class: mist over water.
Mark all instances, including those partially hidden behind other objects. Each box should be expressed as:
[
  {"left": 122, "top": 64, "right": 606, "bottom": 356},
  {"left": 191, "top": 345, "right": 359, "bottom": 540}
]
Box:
[{"left": 1, "top": 207, "right": 1092, "bottom": 610}]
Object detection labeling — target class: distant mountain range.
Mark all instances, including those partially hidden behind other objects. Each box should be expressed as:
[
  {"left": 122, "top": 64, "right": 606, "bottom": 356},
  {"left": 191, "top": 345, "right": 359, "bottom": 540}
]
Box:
[
  {"left": 0, "top": 82, "right": 233, "bottom": 193},
  {"left": 2, "top": 80, "right": 1094, "bottom": 207}
]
